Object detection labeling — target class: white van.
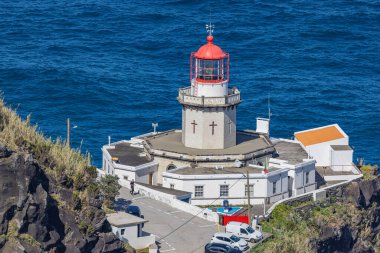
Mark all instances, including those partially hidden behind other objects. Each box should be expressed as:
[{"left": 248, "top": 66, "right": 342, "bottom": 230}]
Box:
[{"left": 226, "top": 222, "right": 263, "bottom": 243}]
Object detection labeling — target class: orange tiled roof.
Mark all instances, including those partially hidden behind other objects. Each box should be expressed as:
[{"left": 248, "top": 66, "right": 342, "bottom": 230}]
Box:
[{"left": 294, "top": 125, "right": 344, "bottom": 147}]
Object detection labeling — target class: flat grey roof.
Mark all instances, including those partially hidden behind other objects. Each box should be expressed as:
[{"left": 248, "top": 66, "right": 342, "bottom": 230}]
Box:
[
  {"left": 107, "top": 212, "right": 148, "bottom": 227},
  {"left": 316, "top": 166, "right": 355, "bottom": 176},
  {"left": 169, "top": 165, "right": 280, "bottom": 175},
  {"left": 107, "top": 142, "right": 151, "bottom": 167},
  {"left": 145, "top": 130, "right": 273, "bottom": 156},
  {"left": 136, "top": 182, "right": 191, "bottom": 197},
  {"left": 272, "top": 140, "right": 308, "bottom": 165},
  {"left": 331, "top": 145, "right": 352, "bottom": 151}
]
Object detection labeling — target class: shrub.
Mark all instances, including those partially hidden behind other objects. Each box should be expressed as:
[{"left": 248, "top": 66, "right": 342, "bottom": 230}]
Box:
[
  {"left": 0, "top": 99, "right": 91, "bottom": 184},
  {"left": 98, "top": 175, "right": 121, "bottom": 208},
  {"left": 78, "top": 221, "right": 88, "bottom": 234},
  {"left": 85, "top": 182, "right": 100, "bottom": 201},
  {"left": 87, "top": 224, "right": 96, "bottom": 236},
  {"left": 19, "top": 233, "right": 40, "bottom": 247},
  {"left": 72, "top": 191, "right": 82, "bottom": 210}
]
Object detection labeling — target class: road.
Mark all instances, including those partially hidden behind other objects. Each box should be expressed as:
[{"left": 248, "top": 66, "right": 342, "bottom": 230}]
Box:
[{"left": 116, "top": 187, "right": 219, "bottom": 253}]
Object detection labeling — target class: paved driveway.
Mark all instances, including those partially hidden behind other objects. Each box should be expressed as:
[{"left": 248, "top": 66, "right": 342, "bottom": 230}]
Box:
[{"left": 116, "top": 187, "right": 219, "bottom": 253}]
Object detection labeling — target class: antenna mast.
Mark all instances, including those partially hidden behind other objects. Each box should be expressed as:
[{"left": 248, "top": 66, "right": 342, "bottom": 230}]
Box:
[
  {"left": 205, "top": 6, "right": 214, "bottom": 36},
  {"left": 268, "top": 94, "right": 271, "bottom": 121}
]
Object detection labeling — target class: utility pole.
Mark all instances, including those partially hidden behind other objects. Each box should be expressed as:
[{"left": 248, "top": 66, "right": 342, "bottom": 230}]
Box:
[
  {"left": 67, "top": 118, "right": 70, "bottom": 147},
  {"left": 247, "top": 169, "right": 251, "bottom": 226}
]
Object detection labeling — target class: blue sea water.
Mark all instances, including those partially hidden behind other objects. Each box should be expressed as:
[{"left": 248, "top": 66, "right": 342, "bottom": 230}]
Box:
[{"left": 0, "top": 0, "right": 379, "bottom": 167}]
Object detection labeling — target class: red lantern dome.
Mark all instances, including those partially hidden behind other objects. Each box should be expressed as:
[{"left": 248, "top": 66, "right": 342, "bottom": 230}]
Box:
[
  {"left": 194, "top": 35, "right": 226, "bottom": 60},
  {"left": 190, "top": 35, "right": 230, "bottom": 83}
]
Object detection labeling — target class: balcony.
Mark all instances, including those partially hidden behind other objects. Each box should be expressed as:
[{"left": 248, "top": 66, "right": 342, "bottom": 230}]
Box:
[{"left": 177, "top": 87, "right": 241, "bottom": 107}]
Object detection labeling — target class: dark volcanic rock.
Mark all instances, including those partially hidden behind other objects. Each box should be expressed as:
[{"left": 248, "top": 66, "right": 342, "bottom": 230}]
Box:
[
  {"left": 311, "top": 176, "right": 380, "bottom": 253},
  {"left": 0, "top": 146, "right": 11, "bottom": 158},
  {"left": 0, "top": 152, "right": 125, "bottom": 253}
]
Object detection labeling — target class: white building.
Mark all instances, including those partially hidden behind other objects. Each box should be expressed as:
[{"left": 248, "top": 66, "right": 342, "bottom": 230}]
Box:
[
  {"left": 294, "top": 124, "right": 354, "bottom": 172},
  {"left": 107, "top": 212, "right": 156, "bottom": 250},
  {"left": 102, "top": 33, "right": 319, "bottom": 207},
  {"left": 161, "top": 138, "right": 316, "bottom": 206}
]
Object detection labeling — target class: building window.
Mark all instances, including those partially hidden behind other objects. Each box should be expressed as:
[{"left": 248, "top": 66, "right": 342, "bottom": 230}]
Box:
[
  {"left": 306, "top": 172, "right": 309, "bottom": 184},
  {"left": 194, "top": 185, "right": 204, "bottom": 197},
  {"left": 170, "top": 184, "right": 175, "bottom": 189},
  {"left": 245, "top": 184, "right": 254, "bottom": 197},
  {"left": 220, "top": 185, "right": 229, "bottom": 197},
  {"left": 273, "top": 181, "right": 277, "bottom": 194},
  {"left": 121, "top": 229, "right": 125, "bottom": 235}
]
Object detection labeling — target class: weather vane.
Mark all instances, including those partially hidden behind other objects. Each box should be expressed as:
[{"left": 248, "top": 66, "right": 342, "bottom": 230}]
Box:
[{"left": 205, "top": 22, "right": 215, "bottom": 35}]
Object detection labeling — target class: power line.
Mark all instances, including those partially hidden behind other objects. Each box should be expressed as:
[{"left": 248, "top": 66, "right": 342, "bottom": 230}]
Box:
[{"left": 157, "top": 174, "right": 246, "bottom": 243}]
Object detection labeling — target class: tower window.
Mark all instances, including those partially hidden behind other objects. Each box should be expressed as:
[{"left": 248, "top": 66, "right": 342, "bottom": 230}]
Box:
[{"left": 306, "top": 172, "right": 310, "bottom": 184}]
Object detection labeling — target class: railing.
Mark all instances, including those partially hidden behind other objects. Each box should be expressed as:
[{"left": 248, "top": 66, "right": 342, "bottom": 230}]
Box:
[{"left": 178, "top": 87, "right": 240, "bottom": 107}]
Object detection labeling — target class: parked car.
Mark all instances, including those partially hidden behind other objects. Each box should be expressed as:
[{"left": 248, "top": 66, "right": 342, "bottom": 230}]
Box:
[
  {"left": 126, "top": 205, "right": 142, "bottom": 217},
  {"left": 211, "top": 232, "right": 249, "bottom": 251},
  {"left": 204, "top": 243, "right": 242, "bottom": 253},
  {"left": 126, "top": 205, "right": 144, "bottom": 227},
  {"left": 226, "top": 221, "right": 263, "bottom": 243}
]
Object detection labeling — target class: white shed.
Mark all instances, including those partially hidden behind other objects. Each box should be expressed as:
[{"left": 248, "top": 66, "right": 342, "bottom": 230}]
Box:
[
  {"left": 107, "top": 212, "right": 156, "bottom": 250},
  {"left": 294, "top": 124, "right": 353, "bottom": 171}
]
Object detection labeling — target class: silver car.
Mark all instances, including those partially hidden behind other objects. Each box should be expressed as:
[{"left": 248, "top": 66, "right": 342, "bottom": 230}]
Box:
[{"left": 211, "top": 232, "right": 249, "bottom": 251}]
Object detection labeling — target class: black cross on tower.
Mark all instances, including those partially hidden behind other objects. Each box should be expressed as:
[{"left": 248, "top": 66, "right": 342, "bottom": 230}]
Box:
[
  {"left": 191, "top": 120, "right": 198, "bottom": 134},
  {"left": 209, "top": 121, "right": 217, "bottom": 135}
]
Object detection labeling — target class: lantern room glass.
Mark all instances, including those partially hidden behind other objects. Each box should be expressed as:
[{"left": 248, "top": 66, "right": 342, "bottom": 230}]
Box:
[{"left": 191, "top": 54, "right": 229, "bottom": 83}]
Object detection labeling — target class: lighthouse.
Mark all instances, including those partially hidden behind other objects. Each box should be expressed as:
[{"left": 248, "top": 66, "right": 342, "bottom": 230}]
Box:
[{"left": 178, "top": 31, "right": 241, "bottom": 149}]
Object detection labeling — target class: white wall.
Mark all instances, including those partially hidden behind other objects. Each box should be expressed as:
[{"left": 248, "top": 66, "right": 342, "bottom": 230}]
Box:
[
  {"left": 292, "top": 161, "right": 316, "bottom": 196},
  {"left": 163, "top": 169, "right": 289, "bottom": 206},
  {"left": 303, "top": 138, "right": 348, "bottom": 166},
  {"left": 135, "top": 183, "right": 219, "bottom": 222},
  {"left": 194, "top": 81, "right": 229, "bottom": 97},
  {"left": 331, "top": 149, "right": 353, "bottom": 172}
]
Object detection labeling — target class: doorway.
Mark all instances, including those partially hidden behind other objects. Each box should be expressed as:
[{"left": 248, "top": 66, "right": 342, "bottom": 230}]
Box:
[{"left": 149, "top": 173, "right": 153, "bottom": 185}]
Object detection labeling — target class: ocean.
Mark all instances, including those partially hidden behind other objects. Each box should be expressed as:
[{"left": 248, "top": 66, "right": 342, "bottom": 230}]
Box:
[{"left": 0, "top": 0, "right": 379, "bottom": 167}]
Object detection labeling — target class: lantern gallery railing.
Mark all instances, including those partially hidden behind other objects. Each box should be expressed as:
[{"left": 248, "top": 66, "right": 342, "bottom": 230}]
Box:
[{"left": 178, "top": 87, "right": 241, "bottom": 107}]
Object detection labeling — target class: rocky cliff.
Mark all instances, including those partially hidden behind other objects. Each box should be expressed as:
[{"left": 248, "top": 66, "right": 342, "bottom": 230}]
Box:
[
  {"left": 253, "top": 171, "right": 380, "bottom": 253},
  {"left": 0, "top": 98, "right": 127, "bottom": 253},
  {"left": 0, "top": 147, "right": 125, "bottom": 253},
  {"left": 310, "top": 176, "right": 380, "bottom": 253},
  {"left": 0, "top": 99, "right": 126, "bottom": 253}
]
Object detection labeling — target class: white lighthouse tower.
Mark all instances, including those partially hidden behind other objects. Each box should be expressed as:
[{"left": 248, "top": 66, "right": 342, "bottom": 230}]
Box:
[{"left": 178, "top": 29, "right": 241, "bottom": 149}]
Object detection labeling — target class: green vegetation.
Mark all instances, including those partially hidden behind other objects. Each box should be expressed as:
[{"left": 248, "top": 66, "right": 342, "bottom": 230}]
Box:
[
  {"left": 136, "top": 248, "right": 149, "bottom": 253},
  {"left": 98, "top": 174, "right": 122, "bottom": 208},
  {"left": 6, "top": 220, "right": 18, "bottom": 239},
  {"left": 0, "top": 99, "right": 91, "bottom": 180},
  {"left": 50, "top": 194, "right": 65, "bottom": 207},
  {"left": 360, "top": 165, "right": 378, "bottom": 180},
  {"left": 252, "top": 203, "right": 318, "bottom": 253},
  {"left": 72, "top": 191, "right": 82, "bottom": 210},
  {"left": 19, "top": 233, "right": 41, "bottom": 247},
  {"left": 251, "top": 199, "right": 374, "bottom": 253},
  {"left": 78, "top": 221, "right": 95, "bottom": 236},
  {"left": 0, "top": 98, "right": 122, "bottom": 208}
]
